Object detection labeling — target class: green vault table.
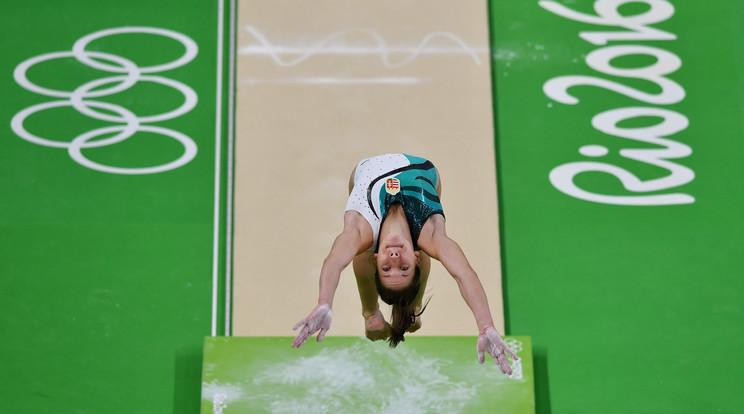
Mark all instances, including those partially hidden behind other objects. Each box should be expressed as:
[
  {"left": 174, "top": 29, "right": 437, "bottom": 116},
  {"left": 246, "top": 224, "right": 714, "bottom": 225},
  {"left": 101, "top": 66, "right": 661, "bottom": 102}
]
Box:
[{"left": 201, "top": 336, "right": 534, "bottom": 413}]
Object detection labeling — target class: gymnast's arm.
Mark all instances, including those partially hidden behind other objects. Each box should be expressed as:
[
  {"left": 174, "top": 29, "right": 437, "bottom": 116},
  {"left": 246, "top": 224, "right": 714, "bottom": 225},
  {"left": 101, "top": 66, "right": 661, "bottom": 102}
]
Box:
[
  {"left": 292, "top": 211, "right": 372, "bottom": 348},
  {"left": 317, "top": 211, "right": 373, "bottom": 307},
  {"left": 417, "top": 214, "right": 517, "bottom": 373},
  {"left": 417, "top": 214, "right": 495, "bottom": 332}
]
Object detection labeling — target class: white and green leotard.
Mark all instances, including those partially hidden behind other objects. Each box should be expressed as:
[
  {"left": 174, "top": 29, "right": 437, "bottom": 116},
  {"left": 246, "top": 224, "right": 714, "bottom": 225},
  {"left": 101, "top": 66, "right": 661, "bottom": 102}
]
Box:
[{"left": 345, "top": 154, "right": 444, "bottom": 251}]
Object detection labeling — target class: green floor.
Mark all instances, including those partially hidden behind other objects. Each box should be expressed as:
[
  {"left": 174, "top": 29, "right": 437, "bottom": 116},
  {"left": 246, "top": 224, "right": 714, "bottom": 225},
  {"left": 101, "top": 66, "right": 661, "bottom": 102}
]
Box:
[{"left": 2, "top": 1, "right": 743, "bottom": 413}]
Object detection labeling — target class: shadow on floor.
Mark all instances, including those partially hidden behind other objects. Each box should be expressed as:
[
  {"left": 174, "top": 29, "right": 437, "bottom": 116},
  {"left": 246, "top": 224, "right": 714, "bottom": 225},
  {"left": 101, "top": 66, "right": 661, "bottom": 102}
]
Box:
[
  {"left": 533, "top": 345, "right": 552, "bottom": 414},
  {"left": 173, "top": 345, "right": 204, "bottom": 414}
]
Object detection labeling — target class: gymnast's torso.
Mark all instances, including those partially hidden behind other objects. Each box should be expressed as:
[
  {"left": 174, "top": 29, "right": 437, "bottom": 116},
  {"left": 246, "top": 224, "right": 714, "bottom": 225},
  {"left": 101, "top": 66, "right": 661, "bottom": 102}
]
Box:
[{"left": 345, "top": 154, "right": 444, "bottom": 251}]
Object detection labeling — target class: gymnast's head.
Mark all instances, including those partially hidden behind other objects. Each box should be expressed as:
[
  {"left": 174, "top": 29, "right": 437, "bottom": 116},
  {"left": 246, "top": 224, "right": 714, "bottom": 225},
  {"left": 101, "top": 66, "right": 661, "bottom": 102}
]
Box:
[
  {"left": 374, "top": 232, "right": 420, "bottom": 289},
  {"left": 373, "top": 238, "right": 427, "bottom": 348}
]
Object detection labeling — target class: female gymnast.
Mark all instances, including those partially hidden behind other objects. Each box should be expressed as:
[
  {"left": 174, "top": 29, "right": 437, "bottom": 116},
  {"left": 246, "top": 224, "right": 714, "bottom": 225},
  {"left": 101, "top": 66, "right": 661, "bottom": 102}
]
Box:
[{"left": 292, "top": 154, "right": 517, "bottom": 375}]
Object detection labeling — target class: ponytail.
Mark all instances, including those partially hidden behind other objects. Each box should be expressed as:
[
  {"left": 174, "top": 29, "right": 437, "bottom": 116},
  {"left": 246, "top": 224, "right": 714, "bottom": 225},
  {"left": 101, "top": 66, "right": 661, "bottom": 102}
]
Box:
[{"left": 374, "top": 266, "right": 429, "bottom": 348}]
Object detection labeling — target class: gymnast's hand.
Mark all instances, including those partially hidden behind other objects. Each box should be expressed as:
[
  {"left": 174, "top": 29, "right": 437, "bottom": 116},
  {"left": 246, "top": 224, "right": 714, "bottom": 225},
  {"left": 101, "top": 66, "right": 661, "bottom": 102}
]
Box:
[
  {"left": 364, "top": 308, "right": 391, "bottom": 341},
  {"left": 477, "top": 326, "right": 519, "bottom": 375},
  {"left": 292, "top": 303, "right": 333, "bottom": 348}
]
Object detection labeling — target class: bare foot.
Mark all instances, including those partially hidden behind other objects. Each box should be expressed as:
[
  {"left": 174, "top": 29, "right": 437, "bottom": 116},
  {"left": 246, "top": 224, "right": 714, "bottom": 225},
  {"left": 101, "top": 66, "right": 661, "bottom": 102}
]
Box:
[
  {"left": 364, "top": 309, "right": 391, "bottom": 341},
  {"left": 407, "top": 315, "right": 422, "bottom": 333}
]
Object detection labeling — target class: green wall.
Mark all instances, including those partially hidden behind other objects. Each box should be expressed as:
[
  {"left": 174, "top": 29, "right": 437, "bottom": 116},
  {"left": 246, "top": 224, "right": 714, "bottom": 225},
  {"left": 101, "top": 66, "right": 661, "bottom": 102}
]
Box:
[
  {"left": 490, "top": 1, "right": 744, "bottom": 412},
  {"left": 0, "top": 1, "right": 231, "bottom": 412}
]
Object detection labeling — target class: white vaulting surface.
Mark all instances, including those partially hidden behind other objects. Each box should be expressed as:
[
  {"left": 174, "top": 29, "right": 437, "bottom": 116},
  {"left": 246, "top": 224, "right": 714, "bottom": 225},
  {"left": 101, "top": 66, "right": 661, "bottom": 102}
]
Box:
[{"left": 232, "top": 0, "right": 504, "bottom": 336}]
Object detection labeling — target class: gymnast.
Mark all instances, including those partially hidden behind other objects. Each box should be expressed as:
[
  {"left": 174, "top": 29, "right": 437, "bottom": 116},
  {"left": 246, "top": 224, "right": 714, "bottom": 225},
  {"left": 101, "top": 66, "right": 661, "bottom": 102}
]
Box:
[{"left": 292, "top": 154, "right": 517, "bottom": 375}]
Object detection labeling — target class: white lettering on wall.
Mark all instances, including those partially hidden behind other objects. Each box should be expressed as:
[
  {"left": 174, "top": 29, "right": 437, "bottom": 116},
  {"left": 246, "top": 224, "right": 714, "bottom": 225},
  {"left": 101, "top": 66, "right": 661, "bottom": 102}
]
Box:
[
  {"left": 538, "top": 0, "right": 676, "bottom": 45},
  {"left": 549, "top": 107, "right": 694, "bottom": 205},
  {"left": 544, "top": 45, "right": 684, "bottom": 105},
  {"left": 540, "top": 0, "right": 694, "bottom": 205}
]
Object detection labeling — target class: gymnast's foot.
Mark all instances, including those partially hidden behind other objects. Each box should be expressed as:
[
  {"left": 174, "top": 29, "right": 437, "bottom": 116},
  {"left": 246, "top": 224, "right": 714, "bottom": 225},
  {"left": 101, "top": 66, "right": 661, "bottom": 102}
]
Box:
[
  {"left": 364, "top": 309, "right": 391, "bottom": 341},
  {"left": 407, "top": 315, "right": 422, "bottom": 333}
]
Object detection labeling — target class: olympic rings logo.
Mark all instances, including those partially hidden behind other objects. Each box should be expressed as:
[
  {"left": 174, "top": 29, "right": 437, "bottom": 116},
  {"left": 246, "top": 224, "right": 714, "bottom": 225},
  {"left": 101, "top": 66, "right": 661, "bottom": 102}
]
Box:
[{"left": 11, "top": 27, "right": 199, "bottom": 175}]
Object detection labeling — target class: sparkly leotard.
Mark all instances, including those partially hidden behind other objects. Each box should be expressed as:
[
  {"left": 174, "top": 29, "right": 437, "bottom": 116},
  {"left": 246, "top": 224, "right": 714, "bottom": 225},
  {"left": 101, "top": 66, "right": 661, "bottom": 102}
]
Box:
[{"left": 345, "top": 154, "right": 444, "bottom": 251}]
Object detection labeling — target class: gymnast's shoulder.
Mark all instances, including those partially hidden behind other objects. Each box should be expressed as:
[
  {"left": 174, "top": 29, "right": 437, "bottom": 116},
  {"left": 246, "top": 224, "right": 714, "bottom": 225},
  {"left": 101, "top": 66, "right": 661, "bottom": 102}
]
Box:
[
  {"left": 418, "top": 214, "right": 447, "bottom": 253},
  {"left": 342, "top": 210, "right": 374, "bottom": 243}
]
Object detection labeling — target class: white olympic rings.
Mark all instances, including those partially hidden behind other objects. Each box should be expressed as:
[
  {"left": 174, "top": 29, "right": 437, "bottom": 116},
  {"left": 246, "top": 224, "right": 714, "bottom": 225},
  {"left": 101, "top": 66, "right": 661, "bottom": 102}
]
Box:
[{"left": 11, "top": 26, "right": 199, "bottom": 175}]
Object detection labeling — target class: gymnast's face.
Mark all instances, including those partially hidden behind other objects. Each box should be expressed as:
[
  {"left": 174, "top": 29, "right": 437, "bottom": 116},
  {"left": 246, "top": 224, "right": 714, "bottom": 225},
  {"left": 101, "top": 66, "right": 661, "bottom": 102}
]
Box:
[{"left": 375, "top": 236, "right": 420, "bottom": 290}]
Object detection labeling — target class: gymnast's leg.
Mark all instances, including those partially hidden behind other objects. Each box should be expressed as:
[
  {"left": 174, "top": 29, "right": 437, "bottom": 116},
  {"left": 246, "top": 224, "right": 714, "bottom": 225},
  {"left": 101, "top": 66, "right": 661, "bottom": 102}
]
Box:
[
  {"left": 408, "top": 251, "right": 431, "bottom": 333},
  {"left": 405, "top": 168, "right": 437, "bottom": 331},
  {"left": 348, "top": 165, "right": 390, "bottom": 339},
  {"left": 353, "top": 251, "right": 391, "bottom": 340}
]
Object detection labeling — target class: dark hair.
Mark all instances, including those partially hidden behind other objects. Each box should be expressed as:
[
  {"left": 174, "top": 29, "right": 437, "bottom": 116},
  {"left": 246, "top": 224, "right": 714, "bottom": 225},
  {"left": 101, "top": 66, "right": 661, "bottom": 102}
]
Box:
[{"left": 374, "top": 266, "right": 429, "bottom": 348}]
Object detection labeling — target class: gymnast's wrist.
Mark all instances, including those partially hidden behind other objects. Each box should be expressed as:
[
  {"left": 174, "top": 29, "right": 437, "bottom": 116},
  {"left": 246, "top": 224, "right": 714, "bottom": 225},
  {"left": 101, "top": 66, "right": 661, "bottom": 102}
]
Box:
[
  {"left": 362, "top": 304, "right": 380, "bottom": 319},
  {"left": 479, "top": 324, "right": 496, "bottom": 336}
]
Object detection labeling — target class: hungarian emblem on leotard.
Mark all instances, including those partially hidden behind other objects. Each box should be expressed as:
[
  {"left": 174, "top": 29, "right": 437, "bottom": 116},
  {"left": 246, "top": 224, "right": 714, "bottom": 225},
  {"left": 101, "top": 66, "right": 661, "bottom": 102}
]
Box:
[{"left": 385, "top": 178, "right": 400, "bottom": 195}]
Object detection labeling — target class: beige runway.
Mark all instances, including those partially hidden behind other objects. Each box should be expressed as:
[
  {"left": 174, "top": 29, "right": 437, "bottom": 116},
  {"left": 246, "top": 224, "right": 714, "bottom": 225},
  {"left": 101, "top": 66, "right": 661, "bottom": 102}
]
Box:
[{"left": 232, "top": 0, "right": 505, "bottom": 337}]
